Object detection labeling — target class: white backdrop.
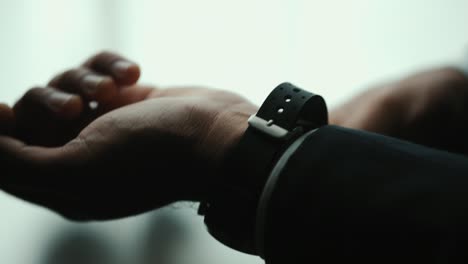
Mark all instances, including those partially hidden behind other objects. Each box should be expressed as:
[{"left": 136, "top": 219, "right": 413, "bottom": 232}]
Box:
[{"left": 0, "top": 0, "right": 467, "bottom": 263}]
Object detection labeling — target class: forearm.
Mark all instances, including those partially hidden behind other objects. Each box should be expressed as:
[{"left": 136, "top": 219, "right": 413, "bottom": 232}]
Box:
[{"left": 329, "top": 67, "right": 468, "bottom": 156}]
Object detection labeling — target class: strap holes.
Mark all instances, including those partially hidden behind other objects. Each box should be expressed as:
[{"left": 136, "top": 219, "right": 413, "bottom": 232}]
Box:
[
  {"left": 293, "top": 88, "right": 300, "bottom": 92},
  {"left": 284, "top": 95, "right": 292, "bottom": 103},
  {"left": 277, "top": 108, "right": 284, "bottom": 114},
  {"left": 301, "top": 96, "right": 306, "bottom": 99}
]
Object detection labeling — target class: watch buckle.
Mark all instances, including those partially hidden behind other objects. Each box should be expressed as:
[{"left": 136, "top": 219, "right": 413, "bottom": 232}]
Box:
[{"left": 247, "top": 115, "right": 289, "bottom": 139}]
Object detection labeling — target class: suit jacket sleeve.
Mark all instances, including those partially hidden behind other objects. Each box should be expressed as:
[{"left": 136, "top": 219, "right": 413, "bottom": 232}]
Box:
[{"left": 259, "top": 125, "right": 468, "bottom": 263}]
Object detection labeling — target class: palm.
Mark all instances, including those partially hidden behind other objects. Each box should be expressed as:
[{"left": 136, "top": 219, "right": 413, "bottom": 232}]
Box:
[{"left": 78, "top": 86, "right": 256, "bottom": 162}]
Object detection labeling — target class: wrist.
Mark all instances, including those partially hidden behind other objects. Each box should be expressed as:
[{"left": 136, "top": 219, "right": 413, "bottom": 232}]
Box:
[
  {"left": 191, "top": 101, "right": 258, "bottom": 200},
  {"left": 199, "top": 83, "right": 329, "bottom": 254},
  {"left": 203, "top": 102, "right": 258, "bottom": 163}
]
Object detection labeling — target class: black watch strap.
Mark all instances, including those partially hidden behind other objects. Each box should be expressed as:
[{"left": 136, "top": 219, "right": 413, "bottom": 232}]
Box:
[{"left": 199, "top": 82, "right": 328, "bottom": 254}]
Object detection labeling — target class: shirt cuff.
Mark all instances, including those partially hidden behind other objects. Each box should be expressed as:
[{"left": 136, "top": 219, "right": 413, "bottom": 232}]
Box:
[{"left": 254, "top": 129, "right": 319, "bottom": 258}]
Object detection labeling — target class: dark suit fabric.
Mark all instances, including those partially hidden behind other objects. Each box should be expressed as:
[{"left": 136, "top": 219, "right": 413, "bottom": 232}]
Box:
[{"left": 263, "top": 125, "right": 468, "bottom": 263}]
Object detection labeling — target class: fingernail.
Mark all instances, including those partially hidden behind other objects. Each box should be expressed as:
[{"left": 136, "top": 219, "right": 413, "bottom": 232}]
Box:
[
  {"left": 81, "top": 75, "right": 107, "bottom": 94},
  {"left": 47, "top": 92, "right": 74, "bottom": 112},
  {"left": 112, "top": 60, "right": 134, "bottom": 78}
]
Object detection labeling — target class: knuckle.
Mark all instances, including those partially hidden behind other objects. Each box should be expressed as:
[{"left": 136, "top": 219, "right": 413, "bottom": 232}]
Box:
[
  {"left": 90, "top": 50, "right": 119, "bottom": 64},
  {"left": 57, "top": 68, "right": 88, "bottom": 84},
  {"left": 94, "top": 50, "right": 115, "bottom": 58},
  {"left": 85, "top": 51, "right": 129, "bottom": 71},
  {"left": 24, "top": 87, "right": 45, "bottom": 99},
  {"left": 62, "top": 68, "right": 81, "bottom": 78},
  {"left": 19, "top": 87, "right": 56, "bottom": 107}
]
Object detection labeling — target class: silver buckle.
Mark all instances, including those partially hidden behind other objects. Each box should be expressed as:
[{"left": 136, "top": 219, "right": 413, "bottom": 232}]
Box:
[{"left": 248, "top": 115, "right": 289, "bottom": 139}]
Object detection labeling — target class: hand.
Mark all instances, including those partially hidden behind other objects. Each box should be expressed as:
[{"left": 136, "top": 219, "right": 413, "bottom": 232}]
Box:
[
  {"left": 0, "top": 52, "right": 258, "bottom": 220},
  {"left": 330, "top": 67, "right": 468, "bottom": 154}
]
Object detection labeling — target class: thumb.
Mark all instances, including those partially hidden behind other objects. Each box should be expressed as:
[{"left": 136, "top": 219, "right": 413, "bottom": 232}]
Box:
[{"left": 0, "top": 135, "right": 87, "bottom": 188}]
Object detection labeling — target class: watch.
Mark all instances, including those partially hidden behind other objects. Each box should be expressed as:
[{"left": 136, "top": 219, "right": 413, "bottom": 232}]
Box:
[{"left": 198, "top": 82, "right": 328, "bottom": 254}]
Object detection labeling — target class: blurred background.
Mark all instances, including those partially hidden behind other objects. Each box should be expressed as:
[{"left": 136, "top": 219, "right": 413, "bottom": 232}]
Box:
[{"left": 0, "top": 0, "right": 467, "bottom": 263}]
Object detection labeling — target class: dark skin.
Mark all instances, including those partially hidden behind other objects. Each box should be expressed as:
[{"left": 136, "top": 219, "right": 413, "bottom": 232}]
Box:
[
  {"left": 0, "top": 52, "right": 467, "bottom": 220},
  {"left": 0, "top": 52, "right": 257, "bottom": 219},
  {"left": 331, "top": 66, "right": 468, "bottom": 154}
]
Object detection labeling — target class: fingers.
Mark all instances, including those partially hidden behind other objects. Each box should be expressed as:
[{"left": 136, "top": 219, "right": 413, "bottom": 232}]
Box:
[
  {"left": 12, "top": 52, "right": 141, "bottom": 133},
  {"left": 47, "top": 52, "right": 141, "bottom": 105},
  {"left": 83, "top": 51, "right": 140, "bottom": 85},
  {"left": 14, "top": 87, "right": 84, "bottom": 120},
  {"left": 49, "top": 68, "right": 117, "bottom": 103}
]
